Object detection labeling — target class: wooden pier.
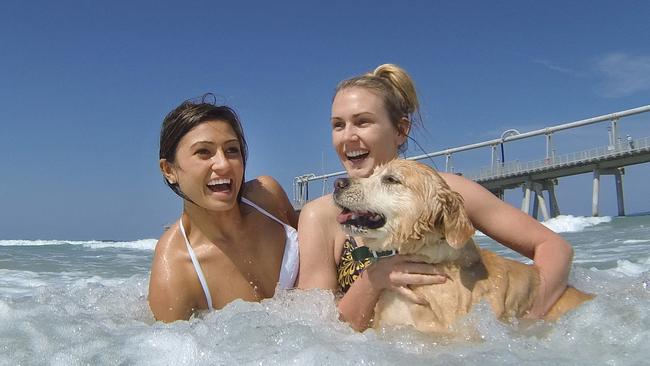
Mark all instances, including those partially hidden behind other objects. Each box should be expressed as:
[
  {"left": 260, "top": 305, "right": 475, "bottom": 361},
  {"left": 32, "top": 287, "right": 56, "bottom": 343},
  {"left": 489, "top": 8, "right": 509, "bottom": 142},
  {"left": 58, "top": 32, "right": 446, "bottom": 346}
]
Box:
[{"left": 466, "top": 137, "right": 650, "bottom": 219}]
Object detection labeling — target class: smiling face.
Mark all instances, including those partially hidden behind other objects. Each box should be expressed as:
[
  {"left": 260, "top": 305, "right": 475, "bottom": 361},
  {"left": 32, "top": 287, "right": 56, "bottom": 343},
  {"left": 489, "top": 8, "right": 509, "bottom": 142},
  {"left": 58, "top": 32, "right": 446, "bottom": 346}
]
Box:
[
  {"left": 160, "top": 120, "right": 244, "bottom": 211},
  {"left": 331, "top": 87, "right": 408, "bottom": 178}
]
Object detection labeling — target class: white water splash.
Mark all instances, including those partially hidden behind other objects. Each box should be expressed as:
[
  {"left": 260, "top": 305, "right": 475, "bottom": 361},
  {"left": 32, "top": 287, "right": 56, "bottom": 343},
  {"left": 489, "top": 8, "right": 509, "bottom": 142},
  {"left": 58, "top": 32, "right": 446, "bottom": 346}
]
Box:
[
  {"left": 0, "top": 239, "right": 158, "bottom": 250},
  {"left": 541, "top": 215, "right": 612, "bottom": 233},
  {"left": 476, "top": 215, "right": 612, "bottom": 237},
  {"left": 1, "top": 216, "right": 649, "bottom": 365}
]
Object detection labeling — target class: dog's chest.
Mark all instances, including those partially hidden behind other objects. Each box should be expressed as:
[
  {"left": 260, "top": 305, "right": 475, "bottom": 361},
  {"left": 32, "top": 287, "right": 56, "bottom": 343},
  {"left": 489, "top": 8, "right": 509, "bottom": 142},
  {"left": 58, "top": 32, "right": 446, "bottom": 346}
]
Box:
[
  {"left": 373, "top": 253, "right": 541, "bottom": 333},
  {"left": 374, "top": 266, "right": 489, "bottom": 333}
]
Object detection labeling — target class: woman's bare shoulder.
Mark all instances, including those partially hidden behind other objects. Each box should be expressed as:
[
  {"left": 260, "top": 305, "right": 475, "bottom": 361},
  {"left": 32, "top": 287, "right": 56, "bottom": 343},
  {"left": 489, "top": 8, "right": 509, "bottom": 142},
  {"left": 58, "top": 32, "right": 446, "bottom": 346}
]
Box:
[
  {"left": 153, "top": 222, "right": 181, "bottom": 256},
  {"left": 244, "top": 175, "right": 281, "bottom": 193},
  {"left": 242, "top": 176, "right": 296, "bottom": 224},
  {"left": 151, "top": 223, "right": 190, "bottom": 276},
  {"left": 298, "top": 193, "right": 345, "bottom": 252},
  {"left": 300, "top": 194, "right": 338, "bottom": 222}
]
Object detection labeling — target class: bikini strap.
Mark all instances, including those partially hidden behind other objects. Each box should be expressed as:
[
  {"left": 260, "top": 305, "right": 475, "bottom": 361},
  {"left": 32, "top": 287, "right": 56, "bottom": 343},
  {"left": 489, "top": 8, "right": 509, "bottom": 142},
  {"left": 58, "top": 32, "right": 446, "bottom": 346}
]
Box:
[
  {"left": 179, "top": 217, "right": 214, "bottom": 311},
  {"left": 241, "top": 197, "right": 287, "bottom": 227}
]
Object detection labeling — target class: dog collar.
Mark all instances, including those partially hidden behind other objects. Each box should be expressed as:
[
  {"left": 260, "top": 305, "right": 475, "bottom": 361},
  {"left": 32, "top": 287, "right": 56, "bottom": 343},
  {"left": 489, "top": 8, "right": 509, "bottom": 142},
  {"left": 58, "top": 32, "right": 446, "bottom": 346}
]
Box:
[{"left": 351, "top": 246, "right": 398, "bottom": 262}]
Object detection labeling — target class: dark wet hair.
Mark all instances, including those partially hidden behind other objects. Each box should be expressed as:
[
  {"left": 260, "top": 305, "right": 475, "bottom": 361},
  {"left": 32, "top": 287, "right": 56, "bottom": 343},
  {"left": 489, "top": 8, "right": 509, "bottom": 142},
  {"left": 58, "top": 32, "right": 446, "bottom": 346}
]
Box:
[{"left": 159, "top": 93, "right": 248, "bottom": 202}]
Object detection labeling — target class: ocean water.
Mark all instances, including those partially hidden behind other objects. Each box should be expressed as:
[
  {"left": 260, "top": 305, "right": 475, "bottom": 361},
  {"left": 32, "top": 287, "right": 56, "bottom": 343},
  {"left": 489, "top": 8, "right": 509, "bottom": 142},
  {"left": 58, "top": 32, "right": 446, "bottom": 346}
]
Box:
[{"left": 1, "top": 216, "right": 649, "bottom": 365}]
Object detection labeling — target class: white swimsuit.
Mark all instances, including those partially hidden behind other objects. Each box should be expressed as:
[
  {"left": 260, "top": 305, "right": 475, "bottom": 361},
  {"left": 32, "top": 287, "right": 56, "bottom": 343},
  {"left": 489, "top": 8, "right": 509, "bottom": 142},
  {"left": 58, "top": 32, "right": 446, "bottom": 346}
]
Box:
[{"left": 179, "top": 197, "right": 299, "bottom": 311}]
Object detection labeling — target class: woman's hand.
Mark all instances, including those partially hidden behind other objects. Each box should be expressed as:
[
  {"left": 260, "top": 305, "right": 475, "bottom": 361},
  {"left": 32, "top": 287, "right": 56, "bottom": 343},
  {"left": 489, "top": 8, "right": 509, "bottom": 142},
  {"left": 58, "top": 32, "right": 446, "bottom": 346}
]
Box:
[
  {"left": 338, "top": 254, "right": 447, "bottom": 330},
  {"left": 364, "top": 255, "right": 448, "bottom": 304},
  {"left": 526, "top": 239, "right": 573, "bottom": 318}
]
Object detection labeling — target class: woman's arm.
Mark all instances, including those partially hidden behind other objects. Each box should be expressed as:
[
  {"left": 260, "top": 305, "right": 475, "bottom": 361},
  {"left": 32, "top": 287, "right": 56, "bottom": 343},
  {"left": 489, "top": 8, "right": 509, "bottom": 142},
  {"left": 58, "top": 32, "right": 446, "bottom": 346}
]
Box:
[
  {"left": 295, "top": 197, "right": 339, "bottom": 291},
  {"left": 443, "top": 173, "right": 573, "bottom": 317},
  {"left": 296, "top": 198, "right": 379, "bottom": 330},
  {"left": 337, "top": 255, "right": 446, "bottom": 330}
]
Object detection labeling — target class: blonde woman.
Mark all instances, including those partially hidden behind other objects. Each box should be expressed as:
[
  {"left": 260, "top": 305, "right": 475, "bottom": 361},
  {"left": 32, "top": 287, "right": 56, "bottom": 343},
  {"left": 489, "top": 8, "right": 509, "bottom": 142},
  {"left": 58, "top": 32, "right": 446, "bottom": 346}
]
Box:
[{"left": 297, "top": 64, "right": 573, "bottom": 331}]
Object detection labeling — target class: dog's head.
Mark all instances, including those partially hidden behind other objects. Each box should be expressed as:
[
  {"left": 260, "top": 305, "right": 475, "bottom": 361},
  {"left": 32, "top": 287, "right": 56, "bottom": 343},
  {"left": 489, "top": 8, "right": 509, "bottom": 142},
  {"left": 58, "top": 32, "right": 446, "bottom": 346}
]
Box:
[{"left": 333, "top": 159, "right": 475, "bottom": 254}]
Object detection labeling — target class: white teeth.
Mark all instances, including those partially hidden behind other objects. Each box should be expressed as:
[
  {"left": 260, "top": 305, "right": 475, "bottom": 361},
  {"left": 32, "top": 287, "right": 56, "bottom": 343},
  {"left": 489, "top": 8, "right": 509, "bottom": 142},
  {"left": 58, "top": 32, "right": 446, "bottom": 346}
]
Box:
[
  {"left": 346, "top": 150, "right": 368, "bottom": 158},
  {"left": 207, "top": 178, "right": 231, "bottom": 186}
]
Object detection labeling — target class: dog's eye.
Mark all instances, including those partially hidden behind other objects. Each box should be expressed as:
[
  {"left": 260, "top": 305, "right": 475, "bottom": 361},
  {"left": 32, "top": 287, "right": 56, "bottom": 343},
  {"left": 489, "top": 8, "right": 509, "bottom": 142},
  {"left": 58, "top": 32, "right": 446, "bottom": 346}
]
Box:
[{"left": 382, "top": 175, "right": 401, "bottom": 185}]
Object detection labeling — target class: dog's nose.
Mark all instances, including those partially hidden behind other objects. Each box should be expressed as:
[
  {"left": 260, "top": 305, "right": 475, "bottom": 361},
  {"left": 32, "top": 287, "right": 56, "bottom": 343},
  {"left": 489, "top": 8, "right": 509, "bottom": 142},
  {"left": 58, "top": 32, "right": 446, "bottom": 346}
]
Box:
[{"left": 334, "top": 178, "right": 350, "bottom": 193}]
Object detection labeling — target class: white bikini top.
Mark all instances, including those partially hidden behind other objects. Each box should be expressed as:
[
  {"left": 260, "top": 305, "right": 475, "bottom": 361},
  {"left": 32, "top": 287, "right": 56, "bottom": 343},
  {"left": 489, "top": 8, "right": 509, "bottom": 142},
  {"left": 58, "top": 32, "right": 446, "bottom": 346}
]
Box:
[{"left": 179, "top": 197, "right": 299, "bottom": 311}]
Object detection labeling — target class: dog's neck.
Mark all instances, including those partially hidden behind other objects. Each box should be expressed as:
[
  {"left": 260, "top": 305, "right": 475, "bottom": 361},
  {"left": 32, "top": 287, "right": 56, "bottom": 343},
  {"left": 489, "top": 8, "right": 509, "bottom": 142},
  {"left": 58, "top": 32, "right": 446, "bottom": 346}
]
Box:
[
  {"left": 365, "top": 233, "right": 481, "bottom": 267},
  {"left": 415, "top": 236, "right": 481, "bottom": 266}
]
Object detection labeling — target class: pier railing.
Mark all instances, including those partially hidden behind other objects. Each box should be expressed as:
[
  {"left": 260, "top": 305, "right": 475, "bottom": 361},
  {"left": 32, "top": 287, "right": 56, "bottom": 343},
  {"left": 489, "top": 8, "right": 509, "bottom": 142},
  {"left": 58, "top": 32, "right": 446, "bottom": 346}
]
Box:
[{"left": 467, "top": 136, "right": 650, "bottom": 182}]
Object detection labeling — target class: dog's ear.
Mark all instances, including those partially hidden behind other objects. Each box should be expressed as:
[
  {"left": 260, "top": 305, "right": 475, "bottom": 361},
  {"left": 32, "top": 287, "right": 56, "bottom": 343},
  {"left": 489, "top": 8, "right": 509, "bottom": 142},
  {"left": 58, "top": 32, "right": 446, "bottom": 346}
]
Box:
[{"left": 437, "top": 190, "right": 475, "bottom": 249}]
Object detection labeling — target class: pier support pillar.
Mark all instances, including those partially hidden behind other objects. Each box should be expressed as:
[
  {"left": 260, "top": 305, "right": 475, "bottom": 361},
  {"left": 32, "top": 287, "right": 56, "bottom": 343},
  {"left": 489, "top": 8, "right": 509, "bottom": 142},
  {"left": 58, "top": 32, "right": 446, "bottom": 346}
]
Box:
[
  {"left": 546, "top": 180, "right": 561, "bottom": 217},
  {"left": 534, "top": 183, "right": 550, "bottom": 221},
  {"left": 531, "top": 188, "right": 539, "bottom": 220},
  {"left": 615, "top": 169, "right": 625, "bottom": 216},
  {"left": 521, "top": 180, "right": 554, "bottom": 220},
  {"left": 521, "top": 183, "right": 532, "bottom": 214},
  {"left": 490, "top": 188, "right": 504, "bottom": 200},
  {"left": 599, "top": 167, "right": 626, "bottom": 217},
  {"left": 592, "top": 169, "right": 600, "bottom": 217}
]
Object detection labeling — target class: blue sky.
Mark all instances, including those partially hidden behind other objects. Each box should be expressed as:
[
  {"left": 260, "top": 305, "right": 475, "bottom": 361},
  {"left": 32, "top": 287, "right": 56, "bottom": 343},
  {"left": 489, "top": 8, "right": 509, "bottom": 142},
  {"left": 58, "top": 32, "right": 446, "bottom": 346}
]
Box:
[{"left": 2, "top": 0, "right": 649, "bottom": 240}]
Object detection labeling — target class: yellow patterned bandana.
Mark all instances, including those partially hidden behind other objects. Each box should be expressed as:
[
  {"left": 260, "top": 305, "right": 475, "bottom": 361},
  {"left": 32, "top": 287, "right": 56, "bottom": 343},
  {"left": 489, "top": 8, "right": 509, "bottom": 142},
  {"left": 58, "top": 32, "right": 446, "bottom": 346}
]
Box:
[{"left": 337, "top": 237, "right": 371, "bottom": 293}]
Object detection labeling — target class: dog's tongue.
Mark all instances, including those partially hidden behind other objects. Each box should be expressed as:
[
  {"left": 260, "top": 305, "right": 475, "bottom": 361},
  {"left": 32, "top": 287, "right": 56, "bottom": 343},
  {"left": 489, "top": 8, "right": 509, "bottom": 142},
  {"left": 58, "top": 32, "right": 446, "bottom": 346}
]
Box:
[{"left": 337, "top": 209, "right": 354, "bottom": 224}]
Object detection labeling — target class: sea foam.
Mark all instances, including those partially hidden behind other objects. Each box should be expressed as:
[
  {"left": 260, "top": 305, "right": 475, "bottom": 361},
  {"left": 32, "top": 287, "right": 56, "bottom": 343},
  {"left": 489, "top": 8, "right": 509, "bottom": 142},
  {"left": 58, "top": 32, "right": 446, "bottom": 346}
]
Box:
[
  {"left": 1, "top": 215, "right": 649, "bottom": 365},
  {"left": 0, "top": 238, "right": 158, "bottom": 250},
  {"left": 541, "top": 214, "right": 612, "bottom": 233},
  {"left": 476, "top": 214, "right": 612, "bottom": 237}
]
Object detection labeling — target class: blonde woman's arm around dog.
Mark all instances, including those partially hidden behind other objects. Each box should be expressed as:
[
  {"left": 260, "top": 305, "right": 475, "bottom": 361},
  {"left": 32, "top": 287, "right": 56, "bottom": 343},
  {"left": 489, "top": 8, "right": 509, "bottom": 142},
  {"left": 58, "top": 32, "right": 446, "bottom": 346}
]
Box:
[
  {"left": 443, "top": 173, "right": 573, "bottom": 318},
  {"left": 297, "top": 196, "right": 377, "bottom": 330},
  {"left": 297, "top": 195, "right": 447, "bottom": 331}
]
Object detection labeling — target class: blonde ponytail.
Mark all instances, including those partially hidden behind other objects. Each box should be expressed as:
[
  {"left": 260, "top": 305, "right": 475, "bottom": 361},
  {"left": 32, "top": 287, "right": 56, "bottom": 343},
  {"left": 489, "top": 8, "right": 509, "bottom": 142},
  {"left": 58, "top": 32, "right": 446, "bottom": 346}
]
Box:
[{"left": 371, "top": 64, "right": 420, "bottom": 119}]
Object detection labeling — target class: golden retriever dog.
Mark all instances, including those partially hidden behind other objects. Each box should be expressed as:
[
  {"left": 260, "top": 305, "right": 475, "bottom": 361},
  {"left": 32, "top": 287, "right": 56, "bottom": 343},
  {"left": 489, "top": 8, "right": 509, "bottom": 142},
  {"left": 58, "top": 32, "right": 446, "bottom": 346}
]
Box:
[{"left": 333, "top": 159, "right": 592, "bottom": 333}]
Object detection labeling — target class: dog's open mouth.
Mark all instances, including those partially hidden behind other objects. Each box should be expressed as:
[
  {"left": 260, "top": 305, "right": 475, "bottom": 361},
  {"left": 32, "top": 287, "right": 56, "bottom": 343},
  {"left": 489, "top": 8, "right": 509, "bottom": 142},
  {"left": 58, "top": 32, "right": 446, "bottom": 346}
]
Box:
[{"left": 336, "top": 207, "right": 386, "bottom": 231}]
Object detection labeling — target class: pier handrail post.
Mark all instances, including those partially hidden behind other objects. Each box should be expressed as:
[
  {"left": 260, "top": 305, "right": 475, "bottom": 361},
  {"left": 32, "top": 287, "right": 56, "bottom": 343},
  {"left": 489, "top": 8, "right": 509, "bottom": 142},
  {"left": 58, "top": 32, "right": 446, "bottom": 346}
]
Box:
[
  {"left": 545, "top": 130, "right": 553, "bottom": 164},
  {"left": 610, "top": 118, "right": 620, "bottom": 151},
  {"left": 294, "top": 173, "right": 316, "bottom": 208},
  {"left": 445, "top": 153, "right": 453, "bottom": 172}
]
